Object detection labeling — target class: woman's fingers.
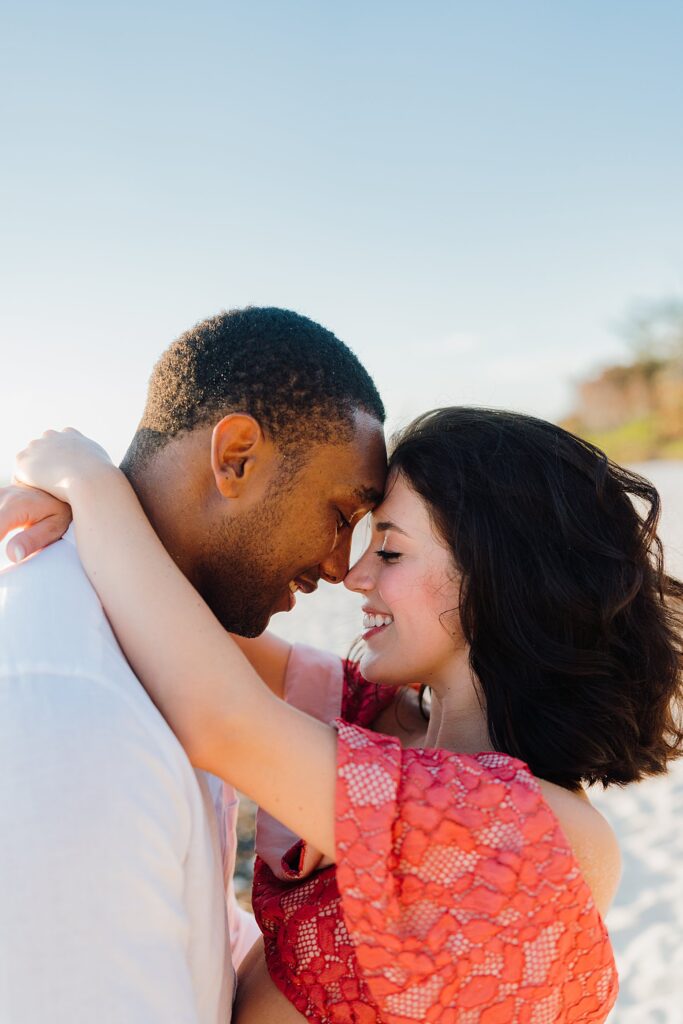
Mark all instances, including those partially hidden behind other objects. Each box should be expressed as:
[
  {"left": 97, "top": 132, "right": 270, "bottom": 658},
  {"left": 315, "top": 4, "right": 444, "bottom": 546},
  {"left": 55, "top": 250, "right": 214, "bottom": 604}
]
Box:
[
  {"left": 13, "top": 429, "right": 113, "bottom": 499},
  {"left": 6, "top": 518, "right": 69, "bottom": 562},
  {"left": 0, "top": 485, "right": 72, "bottom": 561}
]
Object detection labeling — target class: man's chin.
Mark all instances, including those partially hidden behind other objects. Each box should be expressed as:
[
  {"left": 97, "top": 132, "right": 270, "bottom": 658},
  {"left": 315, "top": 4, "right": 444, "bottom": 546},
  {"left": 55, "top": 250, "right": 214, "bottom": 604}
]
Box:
[
  {"left": 197, "top": 568, "right": 286, "bottom": 636},
  {"left": 270, "top": 586, "right": 296, "bottom": 617},
  {"left": 237, "top": 624, "right": 269, "bottom": 638},
  {"left": 206, "top": 600, "right": 272, "bottom": 639}
]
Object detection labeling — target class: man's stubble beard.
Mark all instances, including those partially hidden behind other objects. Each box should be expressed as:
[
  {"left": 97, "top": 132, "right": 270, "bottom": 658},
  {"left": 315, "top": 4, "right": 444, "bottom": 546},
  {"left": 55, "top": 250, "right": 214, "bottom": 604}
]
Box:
[{"left": 195, "top": 487, "right": 291, "bottom": 638}]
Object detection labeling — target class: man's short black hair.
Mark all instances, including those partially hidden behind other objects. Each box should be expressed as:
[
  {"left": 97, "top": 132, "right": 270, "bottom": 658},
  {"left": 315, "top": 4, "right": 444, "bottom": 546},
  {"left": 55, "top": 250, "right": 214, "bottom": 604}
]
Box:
[{"left": 123, "top": 306, "right": 385, "bottom": 471}]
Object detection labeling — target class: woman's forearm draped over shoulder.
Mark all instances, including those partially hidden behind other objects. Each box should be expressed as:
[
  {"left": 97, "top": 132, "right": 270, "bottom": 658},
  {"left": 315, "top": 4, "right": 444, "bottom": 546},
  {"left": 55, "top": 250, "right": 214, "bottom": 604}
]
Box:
[{"left": 63, "top": 467, "right": 338, "bottom": 859}]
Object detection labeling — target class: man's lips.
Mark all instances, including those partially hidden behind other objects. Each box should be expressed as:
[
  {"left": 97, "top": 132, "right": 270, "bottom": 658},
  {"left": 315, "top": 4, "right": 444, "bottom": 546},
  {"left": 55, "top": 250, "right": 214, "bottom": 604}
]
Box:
[
  {"left": 278, "top": 576, "right": 319, "bottom": 613},
  {"left": 289, "top": 576, "right": 319, "bottom": 596}
]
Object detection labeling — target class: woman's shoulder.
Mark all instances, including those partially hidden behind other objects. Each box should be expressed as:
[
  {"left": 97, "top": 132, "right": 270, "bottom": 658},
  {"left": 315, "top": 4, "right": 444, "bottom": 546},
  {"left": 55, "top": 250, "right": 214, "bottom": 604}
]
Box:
[
  {"left": 464, "top": 751, "right": 622, "bottom": 917},
  {"left": 338, "top": 728, "right": 621, "bottom": 914},
  {"left": 536, "top": 777, "right": 622, "bottom": 916}
]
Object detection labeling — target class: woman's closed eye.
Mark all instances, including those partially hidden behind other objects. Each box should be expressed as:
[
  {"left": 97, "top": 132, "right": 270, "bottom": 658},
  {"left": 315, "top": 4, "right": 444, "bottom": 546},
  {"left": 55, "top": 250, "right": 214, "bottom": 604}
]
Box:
[{"left": 375, "top": 549, "right": 402, "bottom": 562}]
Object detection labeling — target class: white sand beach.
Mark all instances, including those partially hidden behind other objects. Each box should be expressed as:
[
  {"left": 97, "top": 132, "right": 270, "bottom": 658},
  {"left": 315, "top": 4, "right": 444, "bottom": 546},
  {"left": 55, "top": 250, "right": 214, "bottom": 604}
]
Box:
[{"left": 592, "top": 464, "right": 683, "bottom": 1023}]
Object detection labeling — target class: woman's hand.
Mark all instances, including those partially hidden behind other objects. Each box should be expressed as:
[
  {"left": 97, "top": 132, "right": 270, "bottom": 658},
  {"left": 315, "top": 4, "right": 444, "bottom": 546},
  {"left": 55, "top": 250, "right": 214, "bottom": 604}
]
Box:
[
  {"left": 14, "top": 428, "right": 115, "bottom": 503},
  {"left": 0, "top": 484, "right": 72, "bottom": 562}
]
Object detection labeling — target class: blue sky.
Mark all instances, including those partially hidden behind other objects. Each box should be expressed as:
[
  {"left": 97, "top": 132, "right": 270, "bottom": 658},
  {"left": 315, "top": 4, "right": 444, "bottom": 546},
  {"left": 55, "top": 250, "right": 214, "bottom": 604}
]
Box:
[{"left": 2, "top": 1, "right": 682, "bottom": 471}]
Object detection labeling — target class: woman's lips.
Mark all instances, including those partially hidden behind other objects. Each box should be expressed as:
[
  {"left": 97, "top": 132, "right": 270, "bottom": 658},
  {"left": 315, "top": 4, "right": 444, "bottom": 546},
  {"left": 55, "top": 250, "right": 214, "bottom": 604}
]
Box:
[
  {"left": 362, "top": 610, "right": 394, "bottom": 641},
  {"left": 362, "top": 620, "right": 394, "bottom": 641}
]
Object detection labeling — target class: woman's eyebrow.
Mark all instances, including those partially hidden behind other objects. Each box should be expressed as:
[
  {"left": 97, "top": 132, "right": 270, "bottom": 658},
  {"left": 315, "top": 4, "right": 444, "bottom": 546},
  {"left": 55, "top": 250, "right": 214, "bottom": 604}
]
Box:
[{"left": 373, "top": 520, "right": 410, "bottom": 537}]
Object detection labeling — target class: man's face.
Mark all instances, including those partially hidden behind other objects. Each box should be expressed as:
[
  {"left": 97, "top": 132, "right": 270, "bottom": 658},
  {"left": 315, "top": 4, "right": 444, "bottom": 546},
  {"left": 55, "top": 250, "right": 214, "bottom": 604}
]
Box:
[{"left": 196, "top": 411, "right": 387, "bottom": 636}]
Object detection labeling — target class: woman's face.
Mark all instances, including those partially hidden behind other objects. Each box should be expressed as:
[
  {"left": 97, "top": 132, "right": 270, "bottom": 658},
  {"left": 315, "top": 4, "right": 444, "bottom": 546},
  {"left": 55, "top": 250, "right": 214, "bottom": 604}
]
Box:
[{"left": 345, "top": 472, "right": 465, "bottom": 687}]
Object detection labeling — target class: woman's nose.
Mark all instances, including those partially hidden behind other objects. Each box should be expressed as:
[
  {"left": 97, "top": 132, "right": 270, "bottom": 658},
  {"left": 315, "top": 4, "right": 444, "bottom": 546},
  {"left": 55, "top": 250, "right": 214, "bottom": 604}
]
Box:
[{"left": 344, "top": 546, "right": 375, "bottom": 593}]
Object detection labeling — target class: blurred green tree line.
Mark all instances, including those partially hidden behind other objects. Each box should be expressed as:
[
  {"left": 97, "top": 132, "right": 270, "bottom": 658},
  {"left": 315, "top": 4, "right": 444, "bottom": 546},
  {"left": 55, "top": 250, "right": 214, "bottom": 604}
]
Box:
[{"left": 561, "top": 299, "right": 683, "bottom": 462}]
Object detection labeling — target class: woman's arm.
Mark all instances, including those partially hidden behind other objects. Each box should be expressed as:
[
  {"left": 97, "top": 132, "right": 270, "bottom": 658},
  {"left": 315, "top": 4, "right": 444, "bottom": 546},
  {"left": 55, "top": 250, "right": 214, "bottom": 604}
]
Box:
[
  {"left": 0, "top": 478, "right": 294, "bottom": 698},
  {"left": 14, "top": 431, "right": 338, "bottom": 859},
  {"left": 230, "top": 633, "right": 293, "bottom": 700}
]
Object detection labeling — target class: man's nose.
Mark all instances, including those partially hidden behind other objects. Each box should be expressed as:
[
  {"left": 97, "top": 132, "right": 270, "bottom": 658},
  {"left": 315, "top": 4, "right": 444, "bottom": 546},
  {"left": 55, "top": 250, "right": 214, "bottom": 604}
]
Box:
[{"left": 319, "top": 530, "right": 353, "bottom": 584}]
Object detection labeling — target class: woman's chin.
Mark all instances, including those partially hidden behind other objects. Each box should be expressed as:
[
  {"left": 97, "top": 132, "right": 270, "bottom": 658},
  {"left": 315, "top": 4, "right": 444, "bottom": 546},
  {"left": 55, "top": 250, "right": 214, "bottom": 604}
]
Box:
[
  {"left": 359, "top": 651, "right": 403, "bottom": 687},
  {"left": 358, "top": 651, "right": 383, "bottom": 682}
]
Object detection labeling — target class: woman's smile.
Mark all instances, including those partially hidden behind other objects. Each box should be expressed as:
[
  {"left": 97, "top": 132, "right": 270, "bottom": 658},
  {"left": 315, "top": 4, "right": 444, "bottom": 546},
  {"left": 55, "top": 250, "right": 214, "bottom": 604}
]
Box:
[
  {"left": 345, "top": 473, "right": 464, "bottom": 688},
  {"left": 361, "top": 607, "right": 394, "bottom": 640}
]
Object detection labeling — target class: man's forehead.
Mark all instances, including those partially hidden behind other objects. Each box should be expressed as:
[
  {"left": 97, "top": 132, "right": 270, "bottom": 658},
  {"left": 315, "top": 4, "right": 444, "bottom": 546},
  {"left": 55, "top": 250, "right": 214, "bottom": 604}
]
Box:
[
  {"left": 311, "top": 417, "right": 387, "bottom": 505},
  {"left": 317, "top": 469, "right": 384, "bottom": 508}
]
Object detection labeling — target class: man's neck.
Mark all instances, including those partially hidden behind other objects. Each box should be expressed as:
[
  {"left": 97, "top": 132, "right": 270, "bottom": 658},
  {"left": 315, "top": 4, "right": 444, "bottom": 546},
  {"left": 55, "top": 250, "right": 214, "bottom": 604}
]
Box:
[{"left": 120, "top": 438, "right": 208, "bottom": 585}]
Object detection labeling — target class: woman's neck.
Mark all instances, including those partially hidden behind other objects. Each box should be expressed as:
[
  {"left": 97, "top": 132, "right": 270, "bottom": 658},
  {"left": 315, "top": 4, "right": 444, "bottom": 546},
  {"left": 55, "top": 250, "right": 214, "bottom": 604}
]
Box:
[{"left": 423, "top": 651, "right": 494, "bottom": 754}]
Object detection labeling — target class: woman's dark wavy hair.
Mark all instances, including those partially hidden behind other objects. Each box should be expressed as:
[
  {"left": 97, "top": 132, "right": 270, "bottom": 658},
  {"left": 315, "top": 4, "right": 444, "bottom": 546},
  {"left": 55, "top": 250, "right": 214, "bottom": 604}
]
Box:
[{"left": 388, "top": 407, "right": 683, "bottom": 790}]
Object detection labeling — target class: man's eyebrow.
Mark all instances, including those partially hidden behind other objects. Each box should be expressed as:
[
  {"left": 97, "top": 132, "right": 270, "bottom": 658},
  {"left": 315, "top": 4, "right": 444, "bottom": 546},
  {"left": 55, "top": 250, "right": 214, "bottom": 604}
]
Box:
[
  {"left": 353, "top": 486, "right": 384, "bottom": 506},
  {"left": 373, "top": 520, "right": 410, "bottom": 537}
]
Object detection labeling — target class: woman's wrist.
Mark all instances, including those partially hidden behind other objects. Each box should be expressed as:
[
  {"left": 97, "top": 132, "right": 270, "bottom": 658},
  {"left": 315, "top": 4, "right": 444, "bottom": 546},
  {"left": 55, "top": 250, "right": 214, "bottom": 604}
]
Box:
[
  {"left": 68, "top": 464, "right": 132, "bottom": 518},
  {"left": 14, "top": 429, "right": 119, "bottom": 509}
]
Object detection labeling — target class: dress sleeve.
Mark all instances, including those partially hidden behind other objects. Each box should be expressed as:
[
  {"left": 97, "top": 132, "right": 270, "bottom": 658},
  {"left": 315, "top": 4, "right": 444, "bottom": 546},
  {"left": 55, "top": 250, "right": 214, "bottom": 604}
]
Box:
[{"left": 334, "top": 721, "right": 619, "bottom": 1024}]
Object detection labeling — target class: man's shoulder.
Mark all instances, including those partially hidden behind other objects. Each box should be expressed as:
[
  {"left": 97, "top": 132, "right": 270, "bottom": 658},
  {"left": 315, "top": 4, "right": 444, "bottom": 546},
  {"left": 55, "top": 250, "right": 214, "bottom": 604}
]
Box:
[
  {"left": 0, "top": 536, "right": 119, "bottom": 671},
  {"left": 1, "top": 534, "right": 100, "bottom": 617},
  {"left": 0, "top": 540, "right": 189, "bottom": 766}
]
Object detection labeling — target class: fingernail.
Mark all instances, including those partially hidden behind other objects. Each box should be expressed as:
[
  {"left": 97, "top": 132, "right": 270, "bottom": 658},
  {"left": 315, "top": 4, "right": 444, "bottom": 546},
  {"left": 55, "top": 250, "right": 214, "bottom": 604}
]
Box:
[{"left": 9, "top": 542, "right": 25, "bottom": 563}]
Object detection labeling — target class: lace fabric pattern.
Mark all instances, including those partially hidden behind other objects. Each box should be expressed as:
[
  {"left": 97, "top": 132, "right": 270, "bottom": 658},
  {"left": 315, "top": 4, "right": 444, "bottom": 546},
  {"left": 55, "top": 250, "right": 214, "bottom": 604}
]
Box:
[
  {"left": 335, "top": 722, "right": 618, "bottom": 1024},
  {"left": 252, "top": 662, "right": 618, "bottom": 1024},
  {"left": 253, "top": 664, "right": 396, "bottom": 1023}
]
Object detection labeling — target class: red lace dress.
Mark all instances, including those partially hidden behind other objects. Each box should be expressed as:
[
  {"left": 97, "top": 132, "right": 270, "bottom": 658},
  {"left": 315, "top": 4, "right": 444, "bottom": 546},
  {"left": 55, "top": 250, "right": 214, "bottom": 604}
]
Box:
[{"left": 251, "top": 645, "right": 619, "bottom": 1024}]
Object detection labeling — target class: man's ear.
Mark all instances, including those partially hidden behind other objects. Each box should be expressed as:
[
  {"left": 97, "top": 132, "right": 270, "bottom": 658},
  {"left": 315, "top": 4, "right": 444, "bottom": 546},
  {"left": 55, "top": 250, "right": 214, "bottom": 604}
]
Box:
[{"left": 210, "top": 414, "right": 272, "bottom": 498}]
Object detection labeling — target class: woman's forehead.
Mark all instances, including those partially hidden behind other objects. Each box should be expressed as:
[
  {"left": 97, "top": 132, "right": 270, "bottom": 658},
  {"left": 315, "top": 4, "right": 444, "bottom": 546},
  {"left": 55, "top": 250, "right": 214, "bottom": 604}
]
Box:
[{"left": 372, "top": 475, "right": 426, "bottom": 529}]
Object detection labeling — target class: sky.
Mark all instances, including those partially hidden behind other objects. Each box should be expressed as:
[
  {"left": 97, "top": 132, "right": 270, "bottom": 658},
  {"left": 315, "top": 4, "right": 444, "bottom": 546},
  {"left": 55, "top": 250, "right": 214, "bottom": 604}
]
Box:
[{"left": 2, "top": 0, "right": 683, "bottom": 473}]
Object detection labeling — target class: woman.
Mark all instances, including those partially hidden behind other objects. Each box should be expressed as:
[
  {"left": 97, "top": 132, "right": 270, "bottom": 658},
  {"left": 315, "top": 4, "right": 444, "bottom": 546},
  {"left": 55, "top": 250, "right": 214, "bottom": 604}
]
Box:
[{"left": 7, "top": 408, "right": 683, "bottom": 1024}]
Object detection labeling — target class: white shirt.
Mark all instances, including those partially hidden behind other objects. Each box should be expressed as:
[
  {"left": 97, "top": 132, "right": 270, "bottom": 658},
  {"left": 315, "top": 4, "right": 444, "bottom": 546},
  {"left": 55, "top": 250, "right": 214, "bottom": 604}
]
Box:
[{"left": 0, "top": 532, "right": 255, "bottom": 1022}]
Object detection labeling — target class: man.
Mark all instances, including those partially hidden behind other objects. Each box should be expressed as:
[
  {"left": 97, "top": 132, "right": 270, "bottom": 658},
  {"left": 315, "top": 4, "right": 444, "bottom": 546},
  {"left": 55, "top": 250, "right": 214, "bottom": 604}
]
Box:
[{"left": 0, "top": 306, "right": 387, "bottom": 1022}]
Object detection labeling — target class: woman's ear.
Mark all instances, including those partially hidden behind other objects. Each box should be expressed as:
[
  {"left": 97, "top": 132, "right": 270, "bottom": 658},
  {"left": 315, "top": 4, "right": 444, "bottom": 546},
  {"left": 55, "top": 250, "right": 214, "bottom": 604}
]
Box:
[{"left": 211, "top": 414, "right": 271, "bottom": 498}]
